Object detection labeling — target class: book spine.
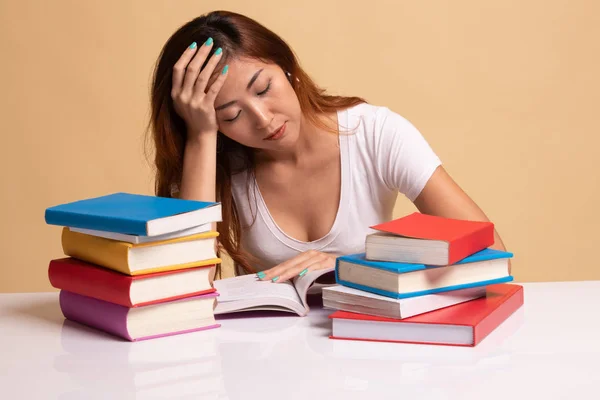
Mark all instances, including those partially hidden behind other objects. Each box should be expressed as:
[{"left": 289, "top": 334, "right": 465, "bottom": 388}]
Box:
[
  {"left": 61, "top": 228, "right": 132, "bottom": 275},
  {"left": 45, "top": 208, "right": 147, "bottom": 235},
  {"left": 473, "top": 286, "right": 524, "bottom": 345},
  {"left": 59, "top": 290, "right": 132, "bottom": 341},
  {"left": 49, "top": 259, "right": 133, "bottom": 307},
  {"left": 448, "top": 224, "right": 495, "bottom": 264}
]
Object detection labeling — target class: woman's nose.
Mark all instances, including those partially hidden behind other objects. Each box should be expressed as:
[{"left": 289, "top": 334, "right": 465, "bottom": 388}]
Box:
[{"left": 249, "top": 102, "right": 273, "bottom": 129}]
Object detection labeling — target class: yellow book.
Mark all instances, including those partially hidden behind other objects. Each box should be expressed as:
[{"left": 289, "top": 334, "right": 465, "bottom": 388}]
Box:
[{"left": 61, "top": 227, "right": 221, "bottom": 276}]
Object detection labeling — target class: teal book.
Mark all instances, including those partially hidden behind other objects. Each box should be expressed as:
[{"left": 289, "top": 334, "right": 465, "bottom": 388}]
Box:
[
  {"left": 335, "top": 248, "right": 513, "bottom": 299},
  {"left": 45, "top": 192, "right": 221, "bottom": 236}
]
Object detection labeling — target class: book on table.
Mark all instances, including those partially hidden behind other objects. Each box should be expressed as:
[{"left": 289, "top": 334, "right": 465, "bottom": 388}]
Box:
[
  {"left": 213, "top": 268, "right": 335, "bottom": 317},
  {"left": 59, "top": 290, "right": 220, "bottom": 342},
  {"left": 328, "top": 283, "right": 524, "bottom": 347}
]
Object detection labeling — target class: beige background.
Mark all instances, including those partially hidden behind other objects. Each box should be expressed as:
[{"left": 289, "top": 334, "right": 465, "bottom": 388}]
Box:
[{"left": 1, "top": 0, "right": 598, "bottom": 293}]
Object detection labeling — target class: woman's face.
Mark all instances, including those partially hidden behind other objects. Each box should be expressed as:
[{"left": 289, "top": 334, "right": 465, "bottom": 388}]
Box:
[{"left": 212, "top": 57, "right": 303, "bottom": 150}]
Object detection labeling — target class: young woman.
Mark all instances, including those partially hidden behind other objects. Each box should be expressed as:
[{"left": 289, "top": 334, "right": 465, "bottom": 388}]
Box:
[{"left": 147, "top": 10, "right": 508, "bottom": 284}]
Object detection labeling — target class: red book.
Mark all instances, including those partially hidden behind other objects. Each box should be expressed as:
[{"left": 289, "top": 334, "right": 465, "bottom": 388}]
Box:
[
  {"left": 329, "top": 284, "right": 523, "bottom": 347},
  {"left": 368, "top": 212, "right": 495, "bottom": 265},
  {"left": 49, "top": 257, "right": 216, "bottom": 307}
]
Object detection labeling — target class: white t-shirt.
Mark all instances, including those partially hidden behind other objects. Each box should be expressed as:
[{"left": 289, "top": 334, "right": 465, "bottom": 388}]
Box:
[{"left": 230, "top": 103, "right": 442, "bottom": 273}]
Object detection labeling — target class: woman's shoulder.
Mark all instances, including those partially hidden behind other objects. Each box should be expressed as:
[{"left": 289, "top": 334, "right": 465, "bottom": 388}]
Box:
[
  {"left": 344, "top": 102, "right": 388, "bottom": 119},
  {"left": 343, "top": 102, "right": 409, "bottom": 131},
  {"left": 342, "top": 102, "right": 415, "bottom": 141},
  {"left": 343, "top": 103, "right": 441, "bottom": 199}
]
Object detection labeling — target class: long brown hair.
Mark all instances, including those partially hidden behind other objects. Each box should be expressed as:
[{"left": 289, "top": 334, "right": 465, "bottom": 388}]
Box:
[{"left": 145, "top": 10, "right": 365, "bottom": 275}]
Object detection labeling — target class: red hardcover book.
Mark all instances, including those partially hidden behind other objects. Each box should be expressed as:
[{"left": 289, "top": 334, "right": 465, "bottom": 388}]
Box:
[
  {"left": 329, "top": 284, "right": 523, "bottom": 347},
  {"left": 49, "top": 257, "right": 216, "bottom": 307},
  {"left": 368, "top": 212, "right": 495, "bottom": 265}
]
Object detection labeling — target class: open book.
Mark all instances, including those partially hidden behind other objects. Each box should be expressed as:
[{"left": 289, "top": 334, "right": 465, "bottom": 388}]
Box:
[{"left": 213, "top": 268, "right": 335, "bottom": 317}]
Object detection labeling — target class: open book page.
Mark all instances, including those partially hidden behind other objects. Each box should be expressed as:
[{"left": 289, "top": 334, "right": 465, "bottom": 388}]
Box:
[
  {"left": 291, "top": 267, "right": 336, "bottom": 312},
  {"left": 213, "top": 274, "right": 305, "bottom": 315}
]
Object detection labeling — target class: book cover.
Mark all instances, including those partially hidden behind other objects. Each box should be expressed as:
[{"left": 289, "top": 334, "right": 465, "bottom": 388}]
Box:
[
  {"left": 329, "top": 284, "right": 524, "bottom": 347},
  {"left": 370, "top": 212, "right": 495, "bottom": 264},
  {"left": 59, "top": 291, "right": 221, "bottom": 341},
  {"left": 45, "top": 192, "right": 220, "bottom": 236},
  {"left": 61, "top": 227, "right": 221, "bottom": 275},
  {"left": 48, "top": 257, "right": 216, "bottom": 307}
]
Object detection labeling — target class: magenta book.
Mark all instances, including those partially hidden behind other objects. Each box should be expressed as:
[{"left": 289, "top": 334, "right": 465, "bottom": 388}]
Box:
[{"left": 59, "top": 290, "right": 220, "bottom": 341}]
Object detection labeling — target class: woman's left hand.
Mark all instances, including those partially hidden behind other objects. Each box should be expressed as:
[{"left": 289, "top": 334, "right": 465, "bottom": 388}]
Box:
[{"left": 257, "top": 250, "right": 337, "bottom": 284}]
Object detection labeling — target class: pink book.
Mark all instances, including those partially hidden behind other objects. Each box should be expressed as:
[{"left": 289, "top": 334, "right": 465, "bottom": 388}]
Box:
[{"left": 60, "top": 290, "right": 220, "bottom": 341}]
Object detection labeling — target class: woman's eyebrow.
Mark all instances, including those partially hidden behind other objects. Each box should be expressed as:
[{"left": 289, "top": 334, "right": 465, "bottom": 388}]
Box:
[
  {"left": 215, "top": 100, "right": 236, "bottom": 111},
  {"left": 246, "top": 69, "right": 264, "bottom": 90}
]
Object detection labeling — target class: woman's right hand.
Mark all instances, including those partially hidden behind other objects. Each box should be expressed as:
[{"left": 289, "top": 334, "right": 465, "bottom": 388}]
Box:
[{"left": 171, "top": 38, "right": 228, "bottom": 140}]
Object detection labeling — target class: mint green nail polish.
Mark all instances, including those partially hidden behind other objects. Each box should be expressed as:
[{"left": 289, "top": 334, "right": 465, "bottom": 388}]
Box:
[
  {"left": 215, "top": 47, "right": 222, "bottom": 56},
  {"left": 222, "top": 65, "right": 229, "bottom": 75},
  {"left": 189, "top": 42, "right": 197, "bottom": 49},
  {"left": 257, "top": 271, "right": 266, "bottom": 279},
  {"left": 298, "top": 268, "right": 308, "bottom": 277},
  {"left": 271, "top": 276, "right": 279, "bottom": 282},
  {"left": 205, "top": 37, "right": 213, "bottom": 46}
]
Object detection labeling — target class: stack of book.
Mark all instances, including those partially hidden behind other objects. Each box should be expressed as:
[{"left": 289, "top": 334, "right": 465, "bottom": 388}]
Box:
[
  {"left": 324, "top": 212, "right": 524, "bottom": 347},
  {"left": 44, "top": 192, "right": 224, "bottom": 341}
]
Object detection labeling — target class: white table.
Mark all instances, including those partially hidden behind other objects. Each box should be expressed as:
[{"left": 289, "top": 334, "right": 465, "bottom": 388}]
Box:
[{"left": 1, "top": 281, "right": 599, "bottom": 399}]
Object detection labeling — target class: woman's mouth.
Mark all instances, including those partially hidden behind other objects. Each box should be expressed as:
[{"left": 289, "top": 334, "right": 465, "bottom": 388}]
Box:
[{"left": 264, "top": 122, "right": 287, "bottom": 141}]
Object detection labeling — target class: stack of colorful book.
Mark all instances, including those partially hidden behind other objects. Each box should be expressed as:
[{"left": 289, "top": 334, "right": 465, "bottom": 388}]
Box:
[
  {"left": 323, "top": 212, "right": 524, "bottom": 347},
  {"left": 44, "top": 192, "right": 223, "bottom": 341}
]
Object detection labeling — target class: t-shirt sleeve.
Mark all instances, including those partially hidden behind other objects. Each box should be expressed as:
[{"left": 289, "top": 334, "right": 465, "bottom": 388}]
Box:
[{"left": 371, "top": 107, "right": 442, "bottom": 202}]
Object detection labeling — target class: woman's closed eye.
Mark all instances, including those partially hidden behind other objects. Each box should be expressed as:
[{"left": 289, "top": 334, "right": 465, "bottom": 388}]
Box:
[
  {"left": 257, "top": 80, "right": 271, "bottom": 96},
  {"left": 224, "top": 110, "right": 241, "bottom": 122},
  {"left": 222, "top": 80, "right": 272, "bottom": 123}
]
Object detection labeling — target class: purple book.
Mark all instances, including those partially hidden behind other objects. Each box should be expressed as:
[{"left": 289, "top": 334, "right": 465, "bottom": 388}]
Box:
[{"left": 60, "top": 290, "right": 220, "bottom": 341}]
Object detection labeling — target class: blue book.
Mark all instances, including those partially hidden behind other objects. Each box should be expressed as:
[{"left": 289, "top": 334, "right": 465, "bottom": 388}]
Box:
[
  {"left": 45, "top": 192, "right": 222, "bottom": 236},
  {"left": 335, "top": 248, "right": 513, "bottom": 299}
]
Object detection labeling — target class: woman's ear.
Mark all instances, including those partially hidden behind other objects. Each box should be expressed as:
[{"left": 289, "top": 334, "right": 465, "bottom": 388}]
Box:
[{"left": 285, "top": 71, "right": 299, "bottom": 83}]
